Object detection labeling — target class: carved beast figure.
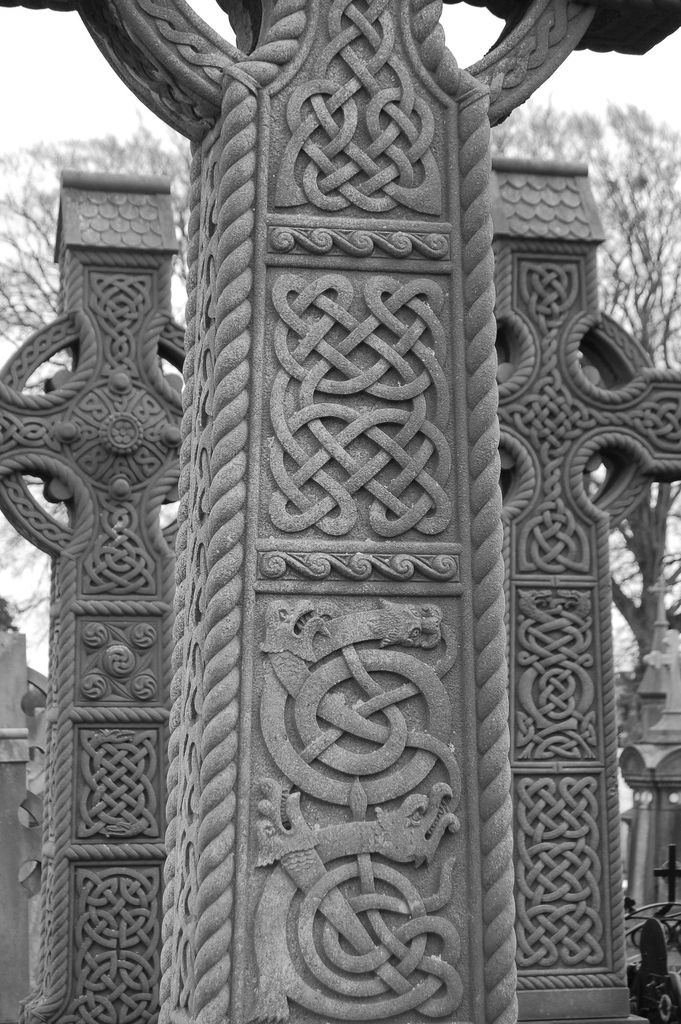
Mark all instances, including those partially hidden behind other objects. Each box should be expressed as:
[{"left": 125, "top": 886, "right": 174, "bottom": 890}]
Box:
[
  {"left": 256, "top": 777, "right": 459, "bottom": 870},
  {"left": 262, "top": 597, "right": 442, "bottom": 663}
]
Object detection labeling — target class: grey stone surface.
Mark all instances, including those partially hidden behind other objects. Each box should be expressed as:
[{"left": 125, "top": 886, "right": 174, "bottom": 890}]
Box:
[{"left": 0, "top": 174, "right": 183, "bottom": 1024}]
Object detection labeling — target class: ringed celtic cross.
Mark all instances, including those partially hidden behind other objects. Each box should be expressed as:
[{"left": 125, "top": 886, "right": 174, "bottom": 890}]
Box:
[
  {"left": 2, "top": 4, "right": 681, "bottom": 1024},
  {"left": 492, "top": 158, "right": 681, "bottom": 1021},
  {"left": 0, "top": 172, "right": 183, "bottom": 1023}
]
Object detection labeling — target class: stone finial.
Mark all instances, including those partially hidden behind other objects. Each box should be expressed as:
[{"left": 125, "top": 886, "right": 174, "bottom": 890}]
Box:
[{"left": 56, "top": 172, "right": 177, "bottom": 257}]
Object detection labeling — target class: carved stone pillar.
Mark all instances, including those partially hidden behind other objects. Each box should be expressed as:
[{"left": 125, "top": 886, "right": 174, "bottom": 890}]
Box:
[
  {"left": 0, "top": 173, "right": 183, "bottom": 1024},
  {"left": 160, "top": 7, "right": 516, "bottom": 1024},
  {"left": 493, "top": 157, "right": 681, "bottom": 1024}
]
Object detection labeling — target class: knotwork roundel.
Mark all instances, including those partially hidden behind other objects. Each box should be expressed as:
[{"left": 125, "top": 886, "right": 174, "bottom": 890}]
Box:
[{"left": 269, "top": 273, "right": 452, "bottom": 537}]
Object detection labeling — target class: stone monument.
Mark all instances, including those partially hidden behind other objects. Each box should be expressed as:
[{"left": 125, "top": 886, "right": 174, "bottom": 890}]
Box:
[
  {"left": 3, "top": 5, "right": 681, "bottom": 1024},
  {"left": 493, "top": 157, "right": 681, "bottom": 1024},
  {"left": 0, "top": 172, "right": 183, "bottom": 1023}
]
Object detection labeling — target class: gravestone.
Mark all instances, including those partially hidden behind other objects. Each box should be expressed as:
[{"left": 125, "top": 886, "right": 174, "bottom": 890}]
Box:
[
  {"left": 0, "top": 173, "right": 183, "bottom": 1023},
  {"left": 0, "top": 632, "right": 32, "bottom": 1024},
  {"left": 493, "top": 158, "right": 681, "bottom": 1024},
  {"left": 4, "top": 6, "right": 681, "bottom": 1024},
  {"left": 0, "top": 633, "right": 47, "bottom": 1017}
]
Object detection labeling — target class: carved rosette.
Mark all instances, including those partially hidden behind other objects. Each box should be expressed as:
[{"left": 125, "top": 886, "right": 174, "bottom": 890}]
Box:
[
  {"left": 493, "top": 160, "right": 681, "bottom": 1020},
  {"left": 0, "top": 175, "right": 182, "bottom": 1024}
]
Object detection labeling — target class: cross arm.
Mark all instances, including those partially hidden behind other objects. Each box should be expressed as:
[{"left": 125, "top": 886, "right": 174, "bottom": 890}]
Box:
[
  {"left": 570, "top": 370, "right": 681, "bottom": 525},
  {"left": 456, "top": 0, "right": 681, "bottom": 123},
  {"left": 590, "top": 370, "right": 681, "bottom": 477}
]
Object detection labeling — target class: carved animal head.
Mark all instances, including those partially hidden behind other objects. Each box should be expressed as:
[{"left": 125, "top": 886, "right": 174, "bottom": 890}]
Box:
[
  {"left": 374, "top": 783, "right": 459, "bottom": 867},
  {"left": 369, "top": 599, "right": 442, "bottom": 649},
  {"left": 261, "top": 599, "right": 331, "bottom": 662},
  {"left": 255, "top": 777, "right": 317, "bottom": 867}
]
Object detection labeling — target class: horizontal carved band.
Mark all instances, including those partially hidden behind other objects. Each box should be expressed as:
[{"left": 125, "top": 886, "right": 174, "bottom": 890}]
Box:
[
  {"left": 269, "top": 226, "right": 449, "bottom": 259},
  {"left": 259, "top": 550, "right": 460, "bottom": 581}
]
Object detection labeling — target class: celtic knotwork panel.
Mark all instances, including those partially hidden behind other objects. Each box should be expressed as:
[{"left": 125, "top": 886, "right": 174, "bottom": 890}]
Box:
[
  {"left": 64, "top": 866, "right": 160, "bottom": 1024},
  {"left": 82, "top": 505, "right": 156, "bottom": 595},
  {"left": 77, "top": 728, "right": 159, "bottom": 839},
  {"left": 268, "top": 273, "right": 452, "bottom": 538},
  {"left": 78, "top": 619, "right": 160, "bottom": 703},
  {"left": 252, "top": 598, "right": 462, "bottom": 1021},
  {"left": 517, "top": 496, "right": 592, "bottom": 574},
  {"left": 515, "top": 588, "right": 597, "bottom": 759},
  {"left": 518, "top": 260, "right": 581, "bottom": 333},
  {"left": 89, "top": 270, "right": 153, "bottom": 366},
  {"left": 274, "top": 0, "right": 441, "bottom": 215},
  {"left": 515, "top": 775, "right": 603, "bottom": 969}
]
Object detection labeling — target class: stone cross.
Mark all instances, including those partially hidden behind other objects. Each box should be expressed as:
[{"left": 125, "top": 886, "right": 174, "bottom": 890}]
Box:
[
  {"left": 0, "top": 172, "right": 183, "bottom": 1024},
  {"left": 492, "top": 158, "right": 681, "bottom": 1024},
  {"left": 3, "top": 5, "right": 681, "bottom": 1024}
]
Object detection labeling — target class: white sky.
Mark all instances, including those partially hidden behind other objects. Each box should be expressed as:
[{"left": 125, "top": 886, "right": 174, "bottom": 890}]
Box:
[{"left": 1, "top": 0, "right": 681, "bottom": 151}]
